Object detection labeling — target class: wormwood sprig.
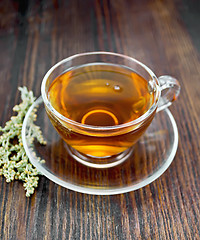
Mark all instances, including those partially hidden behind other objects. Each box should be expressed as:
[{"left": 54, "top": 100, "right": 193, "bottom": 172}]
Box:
[{"left": 0, "top": 87, "right": 46, "bottom": 197}]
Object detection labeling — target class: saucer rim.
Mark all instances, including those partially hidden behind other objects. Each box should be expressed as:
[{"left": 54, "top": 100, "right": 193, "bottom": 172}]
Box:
[{"left": 22, "top": 96, "right": 178, "bottom": 195}]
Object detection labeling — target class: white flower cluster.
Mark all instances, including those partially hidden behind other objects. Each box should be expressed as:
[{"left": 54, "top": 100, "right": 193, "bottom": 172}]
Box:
[{"left": 0, "top": 87, "right": 46, "bottom": 197}]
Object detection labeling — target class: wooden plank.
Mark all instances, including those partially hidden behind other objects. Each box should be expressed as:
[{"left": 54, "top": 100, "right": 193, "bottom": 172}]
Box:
[{"left": 0, "top": 0, "right": 199, "bottom": 239}]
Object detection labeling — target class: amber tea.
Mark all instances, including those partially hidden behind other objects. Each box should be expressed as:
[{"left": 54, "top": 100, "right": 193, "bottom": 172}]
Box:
[{"left": 47, "top": 63, "right": 155, "bottom": 157}]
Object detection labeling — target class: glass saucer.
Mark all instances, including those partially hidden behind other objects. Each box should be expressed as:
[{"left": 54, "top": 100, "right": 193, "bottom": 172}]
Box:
[{"left": 22, "top": 97, "right": 178, "bottom": 195}]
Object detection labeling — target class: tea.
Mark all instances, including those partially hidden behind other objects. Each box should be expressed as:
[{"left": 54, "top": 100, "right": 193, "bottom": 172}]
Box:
[{"left": 47, "top": 63, "right": 155, "bottom": 157}]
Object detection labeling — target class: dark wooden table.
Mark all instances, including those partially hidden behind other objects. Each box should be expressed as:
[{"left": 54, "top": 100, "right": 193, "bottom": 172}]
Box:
[{"left": 0, "top": 0, "right": 199, "bottom": 239}]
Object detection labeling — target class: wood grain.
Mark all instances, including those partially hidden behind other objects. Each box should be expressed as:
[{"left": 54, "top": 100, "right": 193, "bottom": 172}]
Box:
[{"left": 0, "top": 0, "right": 199, "bottom": 239}]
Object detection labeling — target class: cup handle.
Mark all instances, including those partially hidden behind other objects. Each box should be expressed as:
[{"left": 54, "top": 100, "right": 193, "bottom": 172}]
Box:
[{"left": 156, "top": 75, "right": 180, "bottom": 112}]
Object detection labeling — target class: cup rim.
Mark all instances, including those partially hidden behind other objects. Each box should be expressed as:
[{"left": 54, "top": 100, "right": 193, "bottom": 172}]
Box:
[{"left": 41, "top": 51, "right": 160, "bottom": 131}]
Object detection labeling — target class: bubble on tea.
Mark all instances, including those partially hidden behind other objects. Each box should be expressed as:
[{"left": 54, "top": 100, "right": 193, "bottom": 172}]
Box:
[
  {"left": 132, "top": 97, "right": 146, "bottom": 113},
  {"left": 105, "top": 82, "right": 110, "bottom": 86},
  {"left": 113, "top": 85, "right": 122, "bottom": 92}
]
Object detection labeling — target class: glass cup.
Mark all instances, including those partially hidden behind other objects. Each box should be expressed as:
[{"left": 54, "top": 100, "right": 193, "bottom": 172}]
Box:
[{"left": 41, "top": 52, "right": 180, "bottom": 168}]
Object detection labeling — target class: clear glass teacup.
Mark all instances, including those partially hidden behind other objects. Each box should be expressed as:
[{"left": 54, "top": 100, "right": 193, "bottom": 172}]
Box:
[{"left": 41, "top": 52, "right": 180, "bottom": 168}]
